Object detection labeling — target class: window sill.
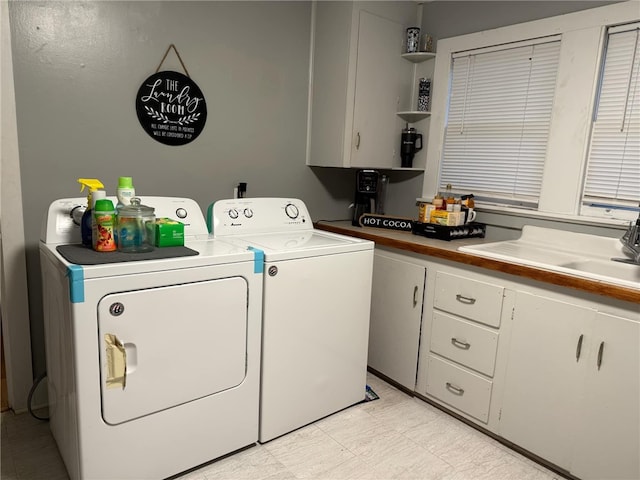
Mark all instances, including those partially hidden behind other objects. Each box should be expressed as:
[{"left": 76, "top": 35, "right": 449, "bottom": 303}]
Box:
[{"left": 475, "top": 203, "right": 630, "bottom": 230}]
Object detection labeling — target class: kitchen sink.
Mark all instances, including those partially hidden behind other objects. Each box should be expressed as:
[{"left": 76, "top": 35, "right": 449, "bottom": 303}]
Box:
[
  {"left": 458, "top": 226, "right": 640, "bottom": 290},
  {"left": 558, "top": 259, "right": 640, "bottom": 284}
]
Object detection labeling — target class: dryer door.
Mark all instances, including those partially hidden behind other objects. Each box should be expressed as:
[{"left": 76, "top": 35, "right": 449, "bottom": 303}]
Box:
[{"left": 98, "top": 277, "right": 248, "bottom": 425}]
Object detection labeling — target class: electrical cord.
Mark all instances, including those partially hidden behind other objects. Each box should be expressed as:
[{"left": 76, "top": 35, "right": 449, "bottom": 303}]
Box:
[{"left": 27, "top": 371, "right": 49, "bottom": 421}]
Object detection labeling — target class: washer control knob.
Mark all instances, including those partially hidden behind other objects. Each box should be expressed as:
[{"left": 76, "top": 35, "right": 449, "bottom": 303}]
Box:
[
  {"left": 228, "top": 208, "right": 239, "bottom": 219},
  {"left": 244, "top": 208, "right": 254, "bottom": 218},
  {"left": 176, "top": 208, "right": 188, "bottom": 219},
  {"left": 284, "top": 203, "right": 299, "bottom": 219}
]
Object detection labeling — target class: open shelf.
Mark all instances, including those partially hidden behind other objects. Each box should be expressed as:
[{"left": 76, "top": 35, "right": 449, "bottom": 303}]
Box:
[
  {"left": 401, "top": 52, "right": 436, "bottom": 63},
  {"left": 397, "top": 111, "right": 431, "bottom": 123}
]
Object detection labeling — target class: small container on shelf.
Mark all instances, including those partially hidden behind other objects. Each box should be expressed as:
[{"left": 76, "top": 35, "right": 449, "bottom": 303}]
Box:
[
  {"left": 418, "top": 78, "right": 432, "bottom": 112},
  {"left": 420, "top": 33, "right": 435, "bottom": 53},
  {"left": 405, "top": 27, "right": 420, "bottom": 53}
]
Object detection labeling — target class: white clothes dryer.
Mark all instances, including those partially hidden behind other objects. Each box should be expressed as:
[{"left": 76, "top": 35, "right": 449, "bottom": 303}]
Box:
[
  {"left": 39, "top": 197, "right": 263, "bottom": 480},
  {"left": 210, "top": 198, "right": 374, "bottom": 443}
]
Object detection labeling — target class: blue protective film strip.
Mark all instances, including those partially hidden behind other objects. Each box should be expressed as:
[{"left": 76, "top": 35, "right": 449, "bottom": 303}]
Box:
[
  {"left": 66, "top": 265, "right": 85, "bottom": 303},
  {"left": 247, "top": 247, "right": 264, "bottom": 274}
]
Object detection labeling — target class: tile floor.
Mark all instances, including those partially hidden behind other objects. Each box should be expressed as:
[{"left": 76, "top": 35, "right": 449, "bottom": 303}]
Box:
[{"left": 1, "top": 373, "right": 563, "bottom": 480}]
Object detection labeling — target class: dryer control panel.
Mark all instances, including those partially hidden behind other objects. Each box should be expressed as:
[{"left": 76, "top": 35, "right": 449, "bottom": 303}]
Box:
[
  {"left": 210, "top": 198, "right": 312, "bottom": 236},
  {"left": 41, "top": 196, "right": 208, "bottom": 244}
]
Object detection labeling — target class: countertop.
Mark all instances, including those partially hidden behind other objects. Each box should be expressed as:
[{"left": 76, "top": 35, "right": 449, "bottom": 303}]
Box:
[{"left": 315, "top": 220, "right": 640, "bottom": 304}]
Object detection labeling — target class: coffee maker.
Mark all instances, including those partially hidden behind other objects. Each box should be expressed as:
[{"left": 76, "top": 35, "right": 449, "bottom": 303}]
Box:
[{"left": 352, "top": 169, "right": 380, "bottom": 226}]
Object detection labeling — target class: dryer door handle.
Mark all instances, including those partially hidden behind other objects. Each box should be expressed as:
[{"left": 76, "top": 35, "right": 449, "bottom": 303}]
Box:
[{"left": 105, "top": 333, "right": 128, "bottom": 390}]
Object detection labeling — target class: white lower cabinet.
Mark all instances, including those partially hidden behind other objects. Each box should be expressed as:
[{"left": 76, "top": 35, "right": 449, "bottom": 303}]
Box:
[
  {"left": 368, "top": 249, "right": 426, "bottom": 390},
  {"left": 499, "top": 292, "right": 640, "bottom": 480},
  {"left": 499, "top": 292, "right": 594, "bottom": 470},
  {"left": 571, "top": 312, "right": 639, "bottom": 480},
  {"left": 418, "top": 266, "right": 507, "bottom": 427},
  {"left": 426, "top": 355, "right": 493, "bottom": 423},
  {"left": 430, "top": 311, "right": 499, "bottom": 377},
  {"left": 365, "top": 246, "right": 638, "bottom": 479}
]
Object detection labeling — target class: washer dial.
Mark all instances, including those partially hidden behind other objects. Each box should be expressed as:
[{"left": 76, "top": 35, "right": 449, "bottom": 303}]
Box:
[{"left": 284, "top": 203, "right": 299, "bottom": 219}]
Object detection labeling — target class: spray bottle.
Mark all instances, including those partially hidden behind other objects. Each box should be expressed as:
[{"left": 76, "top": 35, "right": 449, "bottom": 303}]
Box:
[{"left": 78, "top": 178, "right": 105, "bottom": 246}]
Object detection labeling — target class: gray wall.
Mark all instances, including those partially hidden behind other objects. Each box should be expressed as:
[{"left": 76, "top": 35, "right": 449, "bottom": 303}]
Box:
[
  {"left": 421, "top": 1, "right": 621, "bottom": 40},
  {"left": 9, "top": 0, "right": 354, "bottom": 377},
  {"left": 10, "top": 0, "right": 623, "bottom": 379}
]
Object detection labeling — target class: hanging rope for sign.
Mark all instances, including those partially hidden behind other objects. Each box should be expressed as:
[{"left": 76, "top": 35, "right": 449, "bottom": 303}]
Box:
[
  {"left": 136, "top": 44, "right": 207, "bottom": 146},
  {"left": 155, "top": 43, "right": 191, "bottom": 78}
]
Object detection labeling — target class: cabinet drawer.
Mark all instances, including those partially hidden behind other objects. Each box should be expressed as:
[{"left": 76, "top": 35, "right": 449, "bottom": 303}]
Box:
[
  {"left": 430, "top": 311, "right": 499, "bottom": 377},
  {"left": 426, "top": 355, "right": 492, "bottom": 423},
  {"left": 434, "top": 271, "right": 504, "bottom": 327}
]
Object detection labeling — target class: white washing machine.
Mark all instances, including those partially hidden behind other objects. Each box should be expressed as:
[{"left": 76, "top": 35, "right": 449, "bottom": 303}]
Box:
[
  {"left": 39, "top": 196, "right": 263, "bottom": 480},
  {"left": 209, "top": 198, "right": 374, "bottom": 442}
]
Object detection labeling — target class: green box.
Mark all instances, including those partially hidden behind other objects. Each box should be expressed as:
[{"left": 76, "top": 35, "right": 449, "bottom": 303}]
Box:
[{"left": 154, "top": 218, "right": 184, "bottom": 247}]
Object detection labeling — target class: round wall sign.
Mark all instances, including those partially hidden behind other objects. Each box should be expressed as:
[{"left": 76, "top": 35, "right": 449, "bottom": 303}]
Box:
[{"left": 136, "top": 70, "right": 207, "bottom": 146}]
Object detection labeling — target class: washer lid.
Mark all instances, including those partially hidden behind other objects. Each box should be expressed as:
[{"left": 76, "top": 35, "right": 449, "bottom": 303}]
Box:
[{"left": 221, "top": 230, "right": 373, "bottom": 261}]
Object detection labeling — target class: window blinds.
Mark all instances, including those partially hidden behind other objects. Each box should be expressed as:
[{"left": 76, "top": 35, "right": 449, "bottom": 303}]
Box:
[
  {"left": 583, "top": 24, "right": 640, "bottom": 207},
  {"left": 440, "top": 38, "right": 561, "bottom": 206}
]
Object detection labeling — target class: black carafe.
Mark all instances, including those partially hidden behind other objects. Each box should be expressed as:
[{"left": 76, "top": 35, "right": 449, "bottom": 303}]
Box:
[{"left": 400, "top": 124, "right": 423, "bottom": 168}]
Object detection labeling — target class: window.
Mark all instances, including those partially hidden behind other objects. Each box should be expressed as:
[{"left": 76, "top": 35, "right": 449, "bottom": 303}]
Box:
[
  {"left": 582, "top": 23, "right": 640, "bottom": 219},
  {"left": 439, "top": 38, "right": 561, "bottom": 207}
]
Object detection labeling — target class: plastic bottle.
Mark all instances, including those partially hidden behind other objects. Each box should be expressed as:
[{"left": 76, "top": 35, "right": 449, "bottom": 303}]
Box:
[
  {"left": 93, "top": 199, "right": 117, "bottom": 252},
  {"left": 116, "top": 176, "right": 136, "bottom": 211},
  {"left": 90, "top": 189, "right": 107, "bottom": 243},
  {"left": 445, "top": 184, "right": 455, "bottom": 206},
  {"left": 77, "top": 178, "right": 104, "bottom": 246},
  {"left": 85, "top": 189, "right": 107, "bottom": 246},
  {"left": 433, "top": 194, "right": 444, "bottom": 210}
]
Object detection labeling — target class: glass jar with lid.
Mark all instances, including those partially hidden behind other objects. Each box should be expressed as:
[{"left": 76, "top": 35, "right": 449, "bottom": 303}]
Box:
[{"left": 116, "top": 197, "right": 155, "bottom": 252}]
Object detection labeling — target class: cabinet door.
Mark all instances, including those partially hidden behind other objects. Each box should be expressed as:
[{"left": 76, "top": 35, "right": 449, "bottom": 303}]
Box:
[
  {"left": 572, "top": 312, "right": 640, "bottom": 480},
  {"left": 351, "top": 10, "right": 412, "bottom": 168},
  {"left": 307, "top": 1, "right": 353, "bottom": 168},
  {"left": 499, "top": 292, "right": 595, "bottom": 471},
  {"left": 368, "top": 251, "right": 425, "bottom": 389}
]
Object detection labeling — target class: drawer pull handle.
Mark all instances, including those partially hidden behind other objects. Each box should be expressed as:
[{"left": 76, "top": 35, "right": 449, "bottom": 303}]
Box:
[
  {"left": 413, "top": 286, "right": 418, "bottom": 307},
  {"left": 451, "top": 337, "right": 471, "bottom": 350},
  {"left": 455, "top": 294, "right": 476, "bottom": 305},
  {"left": 597, "top": 341, "right": 605, "bottom": 370},
  {"left": 355, "top": 132, "right": 361, "bottom": 149},
  {"left": 576, "top": 334, "right": 584, "bottom": 362},
  {"left": 446, "top": 382, "right": 465, "bottom": 396}
]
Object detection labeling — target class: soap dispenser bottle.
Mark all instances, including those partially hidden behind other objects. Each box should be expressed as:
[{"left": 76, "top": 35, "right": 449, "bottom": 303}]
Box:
[
  {"left": 116, "top": 176, "right": 135, "bottom": 211},
  {"left": 77, "top": 178, "right": 105, "bottom": 246}
]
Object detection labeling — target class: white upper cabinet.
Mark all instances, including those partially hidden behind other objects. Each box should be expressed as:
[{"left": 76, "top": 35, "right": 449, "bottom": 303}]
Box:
[{"left": 307, "top": 1, "right": 419, "bottom": 170}]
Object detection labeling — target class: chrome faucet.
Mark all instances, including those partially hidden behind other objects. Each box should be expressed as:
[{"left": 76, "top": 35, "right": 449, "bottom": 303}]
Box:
[{"left": 616, "top": 204, "right": 640, "bottom": 264}]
